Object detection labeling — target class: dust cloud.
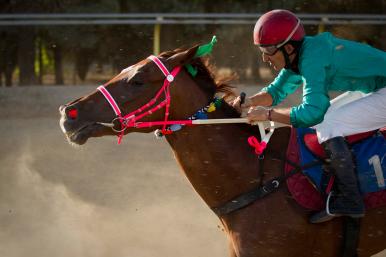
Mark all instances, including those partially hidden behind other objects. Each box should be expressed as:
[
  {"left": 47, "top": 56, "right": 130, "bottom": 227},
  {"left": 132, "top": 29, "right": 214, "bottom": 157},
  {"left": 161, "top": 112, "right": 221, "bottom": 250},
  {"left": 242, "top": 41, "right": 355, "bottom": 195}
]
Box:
[{"left": 0, "top": 86, "right": 227, "bottom": 257}]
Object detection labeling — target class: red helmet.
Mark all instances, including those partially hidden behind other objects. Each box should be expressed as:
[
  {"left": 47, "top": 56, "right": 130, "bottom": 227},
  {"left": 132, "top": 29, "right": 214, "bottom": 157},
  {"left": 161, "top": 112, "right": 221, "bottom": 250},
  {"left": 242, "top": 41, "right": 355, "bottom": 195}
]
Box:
[{"left": 253, "top": 9, "right": 305, "bottom": 46}]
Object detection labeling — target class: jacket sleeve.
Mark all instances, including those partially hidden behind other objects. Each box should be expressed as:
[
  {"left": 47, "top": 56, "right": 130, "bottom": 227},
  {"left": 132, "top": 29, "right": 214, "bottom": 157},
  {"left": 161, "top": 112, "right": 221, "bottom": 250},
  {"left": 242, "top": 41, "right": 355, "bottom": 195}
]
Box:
[
  {"left": 290, "top": 91, "right": 330, "bottom": 127},
  {"left": 261, "top": 69, "right": 303, "bottom": 106},
  {"left": 290, "top": 49, "right": 331, "bottom": 127}
]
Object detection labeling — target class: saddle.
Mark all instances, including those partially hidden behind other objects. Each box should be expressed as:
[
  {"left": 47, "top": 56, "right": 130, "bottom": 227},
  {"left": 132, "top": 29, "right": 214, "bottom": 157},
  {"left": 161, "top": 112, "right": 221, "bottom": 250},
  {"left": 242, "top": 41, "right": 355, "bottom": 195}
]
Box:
[
  {"left": 302, "top": 129, "right": 383, "bottom": 159},
  {"left": 285, "top": 127, "right": 386, "bottom": 210}
]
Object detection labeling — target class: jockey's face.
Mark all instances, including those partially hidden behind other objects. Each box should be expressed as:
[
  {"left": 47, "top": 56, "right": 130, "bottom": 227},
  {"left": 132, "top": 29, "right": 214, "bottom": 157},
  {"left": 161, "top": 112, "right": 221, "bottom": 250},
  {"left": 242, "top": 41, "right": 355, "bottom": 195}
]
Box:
[
  {"left": 261, "top": 49, "right": 285, "bottom": 71},
  {"left": 261, "top": 44, "right": 295, "bottom": 71}
]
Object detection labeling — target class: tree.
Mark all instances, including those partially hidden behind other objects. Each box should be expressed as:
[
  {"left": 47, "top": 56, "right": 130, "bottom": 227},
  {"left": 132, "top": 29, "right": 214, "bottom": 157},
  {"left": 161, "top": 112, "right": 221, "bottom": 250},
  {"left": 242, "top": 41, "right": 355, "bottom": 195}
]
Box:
[
  {"left": 3, "top": 1, "right": 39, "bottom": 86},
  {"left": 0, "top": 29, "right": 18, "bottom": 87}
]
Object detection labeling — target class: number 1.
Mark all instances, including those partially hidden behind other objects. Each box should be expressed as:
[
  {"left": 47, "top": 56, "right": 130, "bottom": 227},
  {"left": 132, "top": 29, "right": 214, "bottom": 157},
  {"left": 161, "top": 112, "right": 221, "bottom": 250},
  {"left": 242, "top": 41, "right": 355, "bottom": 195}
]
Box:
[{"left": 369, "top": 155, "right": 385, "bottom": 188}]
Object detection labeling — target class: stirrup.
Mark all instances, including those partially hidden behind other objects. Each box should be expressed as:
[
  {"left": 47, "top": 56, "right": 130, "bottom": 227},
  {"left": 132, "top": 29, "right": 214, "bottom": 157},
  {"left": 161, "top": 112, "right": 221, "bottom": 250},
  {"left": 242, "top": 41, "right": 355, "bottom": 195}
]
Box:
[
  {"left": 309, "top": 192, "right": 339, "bottom": 224},
  {"left": 310, "top": 192, "right": 365, "bottom": 223}
]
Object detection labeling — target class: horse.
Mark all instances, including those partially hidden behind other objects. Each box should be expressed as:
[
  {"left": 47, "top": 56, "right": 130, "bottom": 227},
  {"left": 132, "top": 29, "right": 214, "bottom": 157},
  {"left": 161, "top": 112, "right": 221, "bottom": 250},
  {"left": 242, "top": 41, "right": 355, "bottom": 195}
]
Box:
[{"left": 59, "top": 44, "right": 386, "bottom": 257}]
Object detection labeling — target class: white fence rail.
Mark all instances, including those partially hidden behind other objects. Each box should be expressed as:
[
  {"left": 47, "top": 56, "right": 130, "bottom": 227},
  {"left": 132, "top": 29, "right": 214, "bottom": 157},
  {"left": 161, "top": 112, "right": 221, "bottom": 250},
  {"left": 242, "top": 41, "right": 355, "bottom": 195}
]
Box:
[{"left": 0, "top": 13, "right": 386, "bottom": 26}]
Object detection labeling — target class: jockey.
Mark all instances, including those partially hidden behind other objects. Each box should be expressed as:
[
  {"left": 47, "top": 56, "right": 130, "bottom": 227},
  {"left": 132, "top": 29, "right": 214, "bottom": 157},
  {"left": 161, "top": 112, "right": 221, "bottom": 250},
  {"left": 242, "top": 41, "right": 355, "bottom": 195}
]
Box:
[{"left": 233, "top": 9, "right": 386, "bottom": 223}]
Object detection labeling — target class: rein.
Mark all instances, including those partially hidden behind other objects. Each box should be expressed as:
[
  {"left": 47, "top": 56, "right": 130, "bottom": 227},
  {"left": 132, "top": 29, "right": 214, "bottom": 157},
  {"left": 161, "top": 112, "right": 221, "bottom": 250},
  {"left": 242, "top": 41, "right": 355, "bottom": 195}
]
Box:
[{"left": 97, "top": 54, "right": 286, "bottom": 144}]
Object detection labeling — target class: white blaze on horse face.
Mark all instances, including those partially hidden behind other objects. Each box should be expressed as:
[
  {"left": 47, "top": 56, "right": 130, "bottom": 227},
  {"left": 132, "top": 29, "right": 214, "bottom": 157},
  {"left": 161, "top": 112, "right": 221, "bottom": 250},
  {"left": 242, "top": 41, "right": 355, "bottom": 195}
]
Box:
[
  {"left": 59, "top": 117, "right": 67, "bottom": 133},
  {"left": 120, "top": 65, "right": 134, "bottom": 74},
  {"left": 120, "top": 65, "right": 141, "bottom": 82},
  {"left": 122, "top": 62, "right": 149, "bottom": 84}
]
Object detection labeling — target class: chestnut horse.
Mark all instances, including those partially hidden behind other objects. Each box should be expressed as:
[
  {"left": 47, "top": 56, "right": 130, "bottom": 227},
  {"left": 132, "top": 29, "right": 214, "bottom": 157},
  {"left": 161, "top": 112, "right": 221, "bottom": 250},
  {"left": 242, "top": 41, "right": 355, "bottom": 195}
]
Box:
[{"left": 59, "top": 45, "right": 386, "bottom": 257}]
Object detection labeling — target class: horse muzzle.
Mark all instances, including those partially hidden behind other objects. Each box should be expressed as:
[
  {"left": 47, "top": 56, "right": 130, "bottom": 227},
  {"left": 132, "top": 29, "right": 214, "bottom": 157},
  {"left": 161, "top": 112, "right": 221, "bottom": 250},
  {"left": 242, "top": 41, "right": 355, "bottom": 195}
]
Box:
[{"left": 59, "top": 104, "right": 79, "bottom": 133}]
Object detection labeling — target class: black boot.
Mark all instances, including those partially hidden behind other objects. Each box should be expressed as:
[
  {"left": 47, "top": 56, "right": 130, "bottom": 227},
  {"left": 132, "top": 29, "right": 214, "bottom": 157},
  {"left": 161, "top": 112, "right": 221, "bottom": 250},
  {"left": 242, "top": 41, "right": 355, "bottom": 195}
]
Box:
[{"left": 309, "top": 137, "right": 365, "bottom": 223}]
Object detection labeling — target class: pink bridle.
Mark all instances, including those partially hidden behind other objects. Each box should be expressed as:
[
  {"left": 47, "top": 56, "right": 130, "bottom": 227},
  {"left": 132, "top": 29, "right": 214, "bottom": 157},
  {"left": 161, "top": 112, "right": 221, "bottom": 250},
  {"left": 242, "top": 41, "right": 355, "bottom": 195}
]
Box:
[{"left": 97, "top": 55, "right": 193, "bottom": 144}]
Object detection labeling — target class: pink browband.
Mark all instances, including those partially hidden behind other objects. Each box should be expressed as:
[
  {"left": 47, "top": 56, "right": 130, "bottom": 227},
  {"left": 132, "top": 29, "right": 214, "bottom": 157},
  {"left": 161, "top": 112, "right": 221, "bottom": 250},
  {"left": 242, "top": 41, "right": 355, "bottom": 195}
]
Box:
[
  {"left": 98, "top": 86, "right": 122, "bottom": 116},
  {"left": 97, "top": 55, "right": 192, "bottom": 144}
]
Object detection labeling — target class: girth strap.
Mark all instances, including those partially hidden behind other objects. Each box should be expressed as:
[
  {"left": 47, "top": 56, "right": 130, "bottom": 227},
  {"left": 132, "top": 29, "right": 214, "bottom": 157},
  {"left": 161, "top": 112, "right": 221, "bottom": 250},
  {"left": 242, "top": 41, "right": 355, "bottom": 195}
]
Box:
[{"left": 211, "top": 158, "right": 322, "bottom": 216}]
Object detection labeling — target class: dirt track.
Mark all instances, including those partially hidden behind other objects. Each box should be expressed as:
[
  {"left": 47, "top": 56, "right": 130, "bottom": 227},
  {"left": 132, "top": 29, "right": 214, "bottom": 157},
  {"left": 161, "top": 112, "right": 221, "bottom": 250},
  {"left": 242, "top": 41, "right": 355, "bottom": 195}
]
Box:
[{"left": 0, "top": 86, "right": 232, "bottom": 257}]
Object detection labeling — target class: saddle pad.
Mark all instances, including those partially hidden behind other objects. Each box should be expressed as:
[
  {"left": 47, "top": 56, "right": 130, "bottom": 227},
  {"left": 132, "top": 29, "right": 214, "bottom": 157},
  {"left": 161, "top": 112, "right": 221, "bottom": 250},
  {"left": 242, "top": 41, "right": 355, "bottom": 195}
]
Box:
[
  {"left": 285, "top": 128, "right": 386, "bottom": 211},
  {"left": 298, "top": 128, "right": 386, "bottom": 194},
  {"left": 285, "top": 128, "right": 325, "bottom": 210},
  {"left": 352, "top": 133, "right": 386, "bottom": 192},
  {"left": 304, "top": 129, "right": 386, "bottom": 160}
]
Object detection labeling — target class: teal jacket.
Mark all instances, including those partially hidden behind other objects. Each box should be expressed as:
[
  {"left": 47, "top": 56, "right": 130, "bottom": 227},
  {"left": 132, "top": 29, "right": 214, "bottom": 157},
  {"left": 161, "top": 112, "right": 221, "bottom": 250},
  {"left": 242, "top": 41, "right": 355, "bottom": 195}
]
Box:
[{"left": 262, "top": 32, "right": 386, "bottom": 127}]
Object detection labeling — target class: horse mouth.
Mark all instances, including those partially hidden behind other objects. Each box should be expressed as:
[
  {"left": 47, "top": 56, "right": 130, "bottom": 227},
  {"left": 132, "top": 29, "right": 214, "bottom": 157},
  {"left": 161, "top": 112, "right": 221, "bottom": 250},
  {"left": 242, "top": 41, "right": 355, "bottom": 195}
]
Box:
[{"left": 61, "top": 120, "right": 104, "bottom": 145}]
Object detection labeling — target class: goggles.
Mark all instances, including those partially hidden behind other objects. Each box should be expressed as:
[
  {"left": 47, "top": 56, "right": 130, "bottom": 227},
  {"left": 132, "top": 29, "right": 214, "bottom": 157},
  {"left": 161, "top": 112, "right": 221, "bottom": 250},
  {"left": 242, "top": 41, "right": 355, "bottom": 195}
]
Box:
[{"left": 258, "top": 18, "right": 300, "bottom": 56}]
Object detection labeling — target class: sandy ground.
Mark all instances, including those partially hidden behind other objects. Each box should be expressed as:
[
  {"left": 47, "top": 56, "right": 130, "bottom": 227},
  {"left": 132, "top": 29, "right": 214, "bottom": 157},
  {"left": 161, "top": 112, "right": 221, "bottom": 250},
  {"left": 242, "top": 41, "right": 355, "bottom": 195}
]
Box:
[{"left": 0, "top": 86, "right": 233, "bottom": 257}]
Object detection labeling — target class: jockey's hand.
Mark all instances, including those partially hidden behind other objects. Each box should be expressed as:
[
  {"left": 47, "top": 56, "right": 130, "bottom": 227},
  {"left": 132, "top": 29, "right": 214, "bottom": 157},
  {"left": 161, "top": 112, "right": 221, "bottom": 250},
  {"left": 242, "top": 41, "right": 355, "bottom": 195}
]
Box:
[
  {"left": 231, "top": 96, "right": 253, "bottom": 114},
  {"left": 247, "top": 106, "right": 269, "bottom": 124}
]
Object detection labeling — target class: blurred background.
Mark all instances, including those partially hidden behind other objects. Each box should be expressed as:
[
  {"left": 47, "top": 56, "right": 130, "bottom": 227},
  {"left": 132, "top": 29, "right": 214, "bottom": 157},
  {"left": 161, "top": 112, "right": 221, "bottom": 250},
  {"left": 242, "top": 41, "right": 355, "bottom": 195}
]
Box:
[
  {"left": 1, "top": 0, "right": 386, "bottom": 87},
  {"left": 0, "top": 1, "right": 386, "bottom": 257}
]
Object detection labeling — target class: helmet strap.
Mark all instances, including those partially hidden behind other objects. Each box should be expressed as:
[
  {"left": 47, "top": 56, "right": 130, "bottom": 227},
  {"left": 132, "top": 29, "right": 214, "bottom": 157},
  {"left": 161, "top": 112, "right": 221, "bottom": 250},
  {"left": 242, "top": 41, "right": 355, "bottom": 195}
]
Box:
[
  {"left": 280, "top": 47, "right": 292, "bottom": 70},
  {"left": 280, "top": 40, "right": 303, "bottom": 72}
]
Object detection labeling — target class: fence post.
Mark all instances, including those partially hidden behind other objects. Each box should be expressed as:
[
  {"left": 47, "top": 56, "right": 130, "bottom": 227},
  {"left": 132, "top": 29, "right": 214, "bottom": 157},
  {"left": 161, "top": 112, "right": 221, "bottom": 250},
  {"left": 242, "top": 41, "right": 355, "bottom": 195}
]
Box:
[{"left": 153, "top": 16, "right": 162, "bottom": 55}]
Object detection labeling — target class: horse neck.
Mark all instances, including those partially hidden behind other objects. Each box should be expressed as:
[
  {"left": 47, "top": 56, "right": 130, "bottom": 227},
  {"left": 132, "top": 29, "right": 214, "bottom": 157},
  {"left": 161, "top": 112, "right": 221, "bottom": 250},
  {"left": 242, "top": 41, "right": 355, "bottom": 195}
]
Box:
[{"left": 165, "top": 77, "right": 291, "bottom": 208}]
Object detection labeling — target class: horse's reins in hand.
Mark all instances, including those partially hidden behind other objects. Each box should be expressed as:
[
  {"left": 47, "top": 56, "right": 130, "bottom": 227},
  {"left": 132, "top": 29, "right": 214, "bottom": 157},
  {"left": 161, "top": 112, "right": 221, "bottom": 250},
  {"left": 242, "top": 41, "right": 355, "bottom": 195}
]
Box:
[{"left": 96, "top": 55, "right": 287, "bottom": 151}]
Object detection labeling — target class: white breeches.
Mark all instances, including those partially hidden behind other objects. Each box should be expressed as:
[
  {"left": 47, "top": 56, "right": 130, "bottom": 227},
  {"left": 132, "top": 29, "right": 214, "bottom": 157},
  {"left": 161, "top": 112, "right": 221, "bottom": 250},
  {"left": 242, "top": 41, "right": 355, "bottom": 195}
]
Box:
[{"left": 314, "top": 87, "right": 386, "bottom": 144}]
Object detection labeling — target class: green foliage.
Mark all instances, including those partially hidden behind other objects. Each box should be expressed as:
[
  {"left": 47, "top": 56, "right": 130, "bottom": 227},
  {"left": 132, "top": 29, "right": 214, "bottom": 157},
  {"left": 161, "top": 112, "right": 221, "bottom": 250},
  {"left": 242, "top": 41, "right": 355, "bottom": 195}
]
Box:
[{"left": 35, "top": 38, "right": 53, "bottom": 74}]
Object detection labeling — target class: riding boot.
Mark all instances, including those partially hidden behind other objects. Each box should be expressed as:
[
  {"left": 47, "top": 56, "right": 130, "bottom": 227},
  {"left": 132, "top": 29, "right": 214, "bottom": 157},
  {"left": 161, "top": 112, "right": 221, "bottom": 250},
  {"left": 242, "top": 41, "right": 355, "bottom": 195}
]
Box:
[{"left": 309, "top": 136, "right": 365, "bottom": 224}]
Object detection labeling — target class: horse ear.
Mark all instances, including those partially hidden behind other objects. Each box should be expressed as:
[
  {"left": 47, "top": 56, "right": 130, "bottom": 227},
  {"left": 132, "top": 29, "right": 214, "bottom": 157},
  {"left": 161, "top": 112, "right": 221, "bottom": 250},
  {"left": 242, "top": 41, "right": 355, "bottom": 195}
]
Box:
[{"left": 167, "top": 45, "right": 199, "bottom": 68}]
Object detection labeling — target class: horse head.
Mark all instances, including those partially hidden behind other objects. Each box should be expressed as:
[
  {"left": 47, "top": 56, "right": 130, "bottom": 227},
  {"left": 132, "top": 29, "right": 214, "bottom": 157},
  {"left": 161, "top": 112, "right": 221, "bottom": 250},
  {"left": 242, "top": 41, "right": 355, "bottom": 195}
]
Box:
[{"left": 59, "top": 44, "right": 235, "bottom": 145}]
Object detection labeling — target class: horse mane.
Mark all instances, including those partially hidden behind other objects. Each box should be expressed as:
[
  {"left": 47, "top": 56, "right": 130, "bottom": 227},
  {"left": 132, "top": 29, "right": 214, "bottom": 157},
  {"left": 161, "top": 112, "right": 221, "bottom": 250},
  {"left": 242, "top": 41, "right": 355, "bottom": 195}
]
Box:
[
  {"left": 159, "top": 47, "right": 237, "bottom": 100},
  {"left": 160, "top": 48, "right": 254, "bottom": 131}
]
